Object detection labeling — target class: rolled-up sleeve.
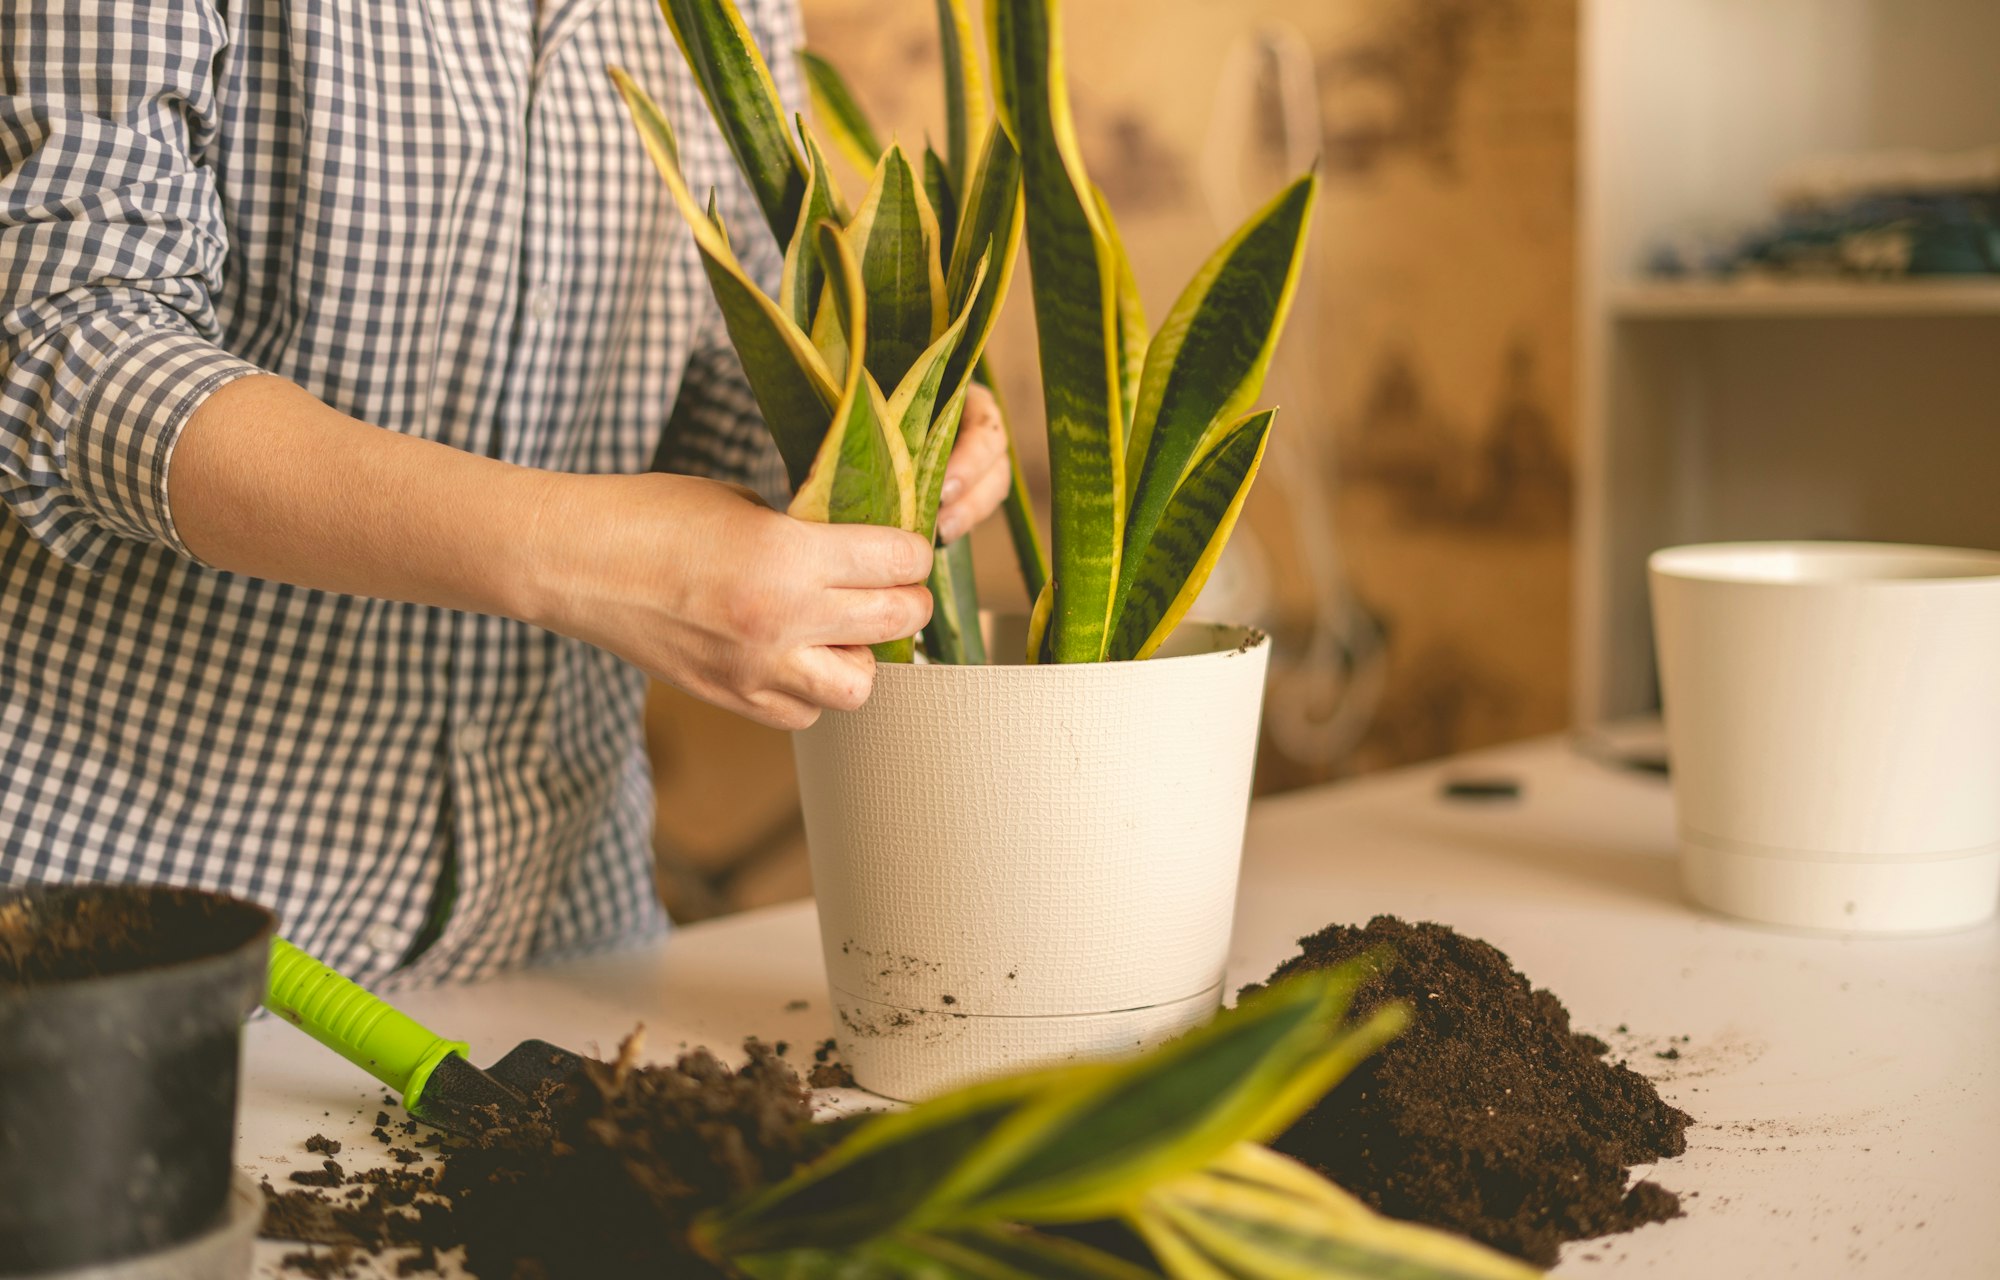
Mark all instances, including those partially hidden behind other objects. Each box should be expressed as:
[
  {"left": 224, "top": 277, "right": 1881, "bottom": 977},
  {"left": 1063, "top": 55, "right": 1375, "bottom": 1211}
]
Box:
[
  {"left": 1, "top": 1, "right": 262, "bottom": 569},
  {"left": 652, "top": 0, "right": 803, "bottom": 509}
]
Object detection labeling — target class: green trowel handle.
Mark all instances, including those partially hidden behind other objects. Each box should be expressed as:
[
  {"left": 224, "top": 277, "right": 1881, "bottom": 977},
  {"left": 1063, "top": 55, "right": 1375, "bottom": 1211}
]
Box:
[{"left": 264, "top": 936, "right": 469, "bottom": 1111}]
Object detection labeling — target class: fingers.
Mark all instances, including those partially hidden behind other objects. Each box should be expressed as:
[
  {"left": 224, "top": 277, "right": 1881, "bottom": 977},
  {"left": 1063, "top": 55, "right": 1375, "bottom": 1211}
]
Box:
[
  {"left": 739, "top": 687, "right": 823, "bottom": 732},
  {"left": 807, "top": 583, "right": 934, "bottom": 646},
  {"left": 938, "top": 454, "right": 1012, "bottom": 543},
  {"left": 776, "top": 644, "right": 878, "bottom": 714},
  {"left": 807, "top": 521, "right": 934, "bottom": 587}
]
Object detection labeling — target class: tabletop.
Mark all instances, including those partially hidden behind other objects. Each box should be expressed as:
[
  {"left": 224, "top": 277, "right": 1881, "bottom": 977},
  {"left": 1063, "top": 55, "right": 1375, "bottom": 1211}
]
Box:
[{"left": 239, "top": 734, "right": 2000, "bottom": 1277}]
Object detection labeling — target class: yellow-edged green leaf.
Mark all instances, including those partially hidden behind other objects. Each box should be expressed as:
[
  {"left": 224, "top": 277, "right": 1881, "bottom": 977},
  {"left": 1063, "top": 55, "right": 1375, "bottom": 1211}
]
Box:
[
  {"left": 780, "top": 122, "right": 845, "bottom": 333},
  {"left": 845, "top": 145, "right": 948, "bottom": 392},
  {"left": 914, "top": 381, "right": 973, "bottom": 538},
  {"left": 657, "top": 0, "right": 807, "bottom": 240},
  {"left": 1114, "top": 173, "right": 1315, "bottom": 629},
  {"left": 1092, "top": 185, "right": 1147, "bottom": 434},
  {"left": 916, "top": 965, "right": 1377, "bottom": 1227},
  {"left": 703, "top": 1070, "right": 1051, "bottom": 1258},
  {"left": 936, "top": 0, "right": 988, "bottom": 193},
  {"left": 611, "top": 68, "right": 836, "bottom": 490},
  {"left": 800, "top": 48, "right": 885, "bottom": 175},
  {"left": 924, "top": 535, "right": 990, "bottom": 665},
  {"left": 1107, "top": 410, "right": 1272, "bottom": 662},
  {"left": 921, "top": 1224, "right": 1160, "bottom": 1280},
  {"left": 926, "top": 144, "right": 961, "bottom": 268},
  {"left": 887, "top": 251, "right": 990, "bottom": 463},
  {"left": 991, "top": 0, "right": 1125, "bottom": 663},
  {"left": 1125, "top": 1206, "right": 1237, "bottom": 1280},
  {"left": 1143, "top": 1156, "right": 1545, "bottom": 1280},
  {"left": 789, "top": 223, "right": 914, "bottom": 534},
  {"left": 1023, "top": 575, "right": 1054, "bottom": 664},
  {"left": 941, "top": 127, "right": 1023, "bottom": 405}
]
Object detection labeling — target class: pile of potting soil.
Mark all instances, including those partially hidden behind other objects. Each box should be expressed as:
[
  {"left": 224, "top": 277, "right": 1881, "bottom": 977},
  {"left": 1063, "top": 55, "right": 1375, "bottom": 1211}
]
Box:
[
  {"left": 1248, "top": 916, "right": 1691, "bottom": 1266},
  {"left": 261, "top": 1035, "right": 818, "bottom": 1278}
]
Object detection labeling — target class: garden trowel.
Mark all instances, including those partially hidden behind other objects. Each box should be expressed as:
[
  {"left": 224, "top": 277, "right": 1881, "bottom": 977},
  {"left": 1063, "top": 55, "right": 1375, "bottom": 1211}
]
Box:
[{"left": 263, "top": 937, "right": 587, "bottom": 1137}]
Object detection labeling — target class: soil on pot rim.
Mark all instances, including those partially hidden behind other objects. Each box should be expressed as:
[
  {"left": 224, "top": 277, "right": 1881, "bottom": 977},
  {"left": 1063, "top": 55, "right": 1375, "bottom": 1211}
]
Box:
[
  {"left": 1246, "top": 916, "right": 1692, "bottom": 1266},
  {"left": 0, "top": 887, "right": 267, "bottom": 986},
  {"left": 261, "top": 1035, "right": 819, "bottom": 1278}
]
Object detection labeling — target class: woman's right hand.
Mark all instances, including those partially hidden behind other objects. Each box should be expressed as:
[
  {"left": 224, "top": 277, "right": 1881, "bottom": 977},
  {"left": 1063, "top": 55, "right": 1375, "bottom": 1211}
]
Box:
[{"left": 519, "top": 471, "right": 933, "bottom": 730}]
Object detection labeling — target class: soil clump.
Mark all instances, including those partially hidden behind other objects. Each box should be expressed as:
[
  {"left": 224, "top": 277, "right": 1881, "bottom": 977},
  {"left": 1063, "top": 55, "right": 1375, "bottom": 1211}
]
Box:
[
  {"left": 261, "top": 1036, "right": 817, "bottom": 1278},
  {"left": 1248, "top": 916, "right": 1691, "bottom": 1265}
]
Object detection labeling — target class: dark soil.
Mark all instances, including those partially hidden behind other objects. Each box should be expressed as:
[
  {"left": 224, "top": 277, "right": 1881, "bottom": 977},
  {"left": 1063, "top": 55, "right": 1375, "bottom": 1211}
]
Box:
[
  {"left": 1248, "top": 917, "right": 1691, "bottom": 1266},
  {"left": 0, "top": 886, "right": 268, "bottom": 985},
  {"left": 806, "top": 1037, "right": 857, "bottom": 1089},
  {"left": 261, "top": 1035, "right": 818, "bottom": 1278}
]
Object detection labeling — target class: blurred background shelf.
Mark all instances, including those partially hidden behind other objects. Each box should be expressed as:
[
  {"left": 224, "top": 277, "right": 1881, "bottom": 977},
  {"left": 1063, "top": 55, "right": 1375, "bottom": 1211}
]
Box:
[
  {"left": 1611, "top": 278, "right": 2000, "bottom": 318},
  {"left": 1576, "top": 0, "right": 2000, "bottom": 728}
]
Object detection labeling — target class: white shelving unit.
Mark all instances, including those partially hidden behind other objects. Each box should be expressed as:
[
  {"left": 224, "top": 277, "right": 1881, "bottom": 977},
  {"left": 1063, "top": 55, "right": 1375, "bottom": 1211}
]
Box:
[{"left": 1576, "top": 0, "right": 2000, "bottom": 726}]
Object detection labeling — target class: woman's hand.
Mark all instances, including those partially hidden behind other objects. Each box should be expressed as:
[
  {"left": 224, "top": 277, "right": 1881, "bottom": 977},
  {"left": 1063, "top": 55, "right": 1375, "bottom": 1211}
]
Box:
[
  {"left": 523, "top": 472, "right": 933, "bottom": 730},
  {"left": 935, "top": 382, "right": 1012, "bottom": 544}
]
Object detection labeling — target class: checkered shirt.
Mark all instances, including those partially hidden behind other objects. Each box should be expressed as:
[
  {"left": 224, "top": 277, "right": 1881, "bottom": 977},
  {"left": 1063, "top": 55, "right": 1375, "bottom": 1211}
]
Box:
[{"left": 0, "top": 0, "right": 799, "bottom": 984}]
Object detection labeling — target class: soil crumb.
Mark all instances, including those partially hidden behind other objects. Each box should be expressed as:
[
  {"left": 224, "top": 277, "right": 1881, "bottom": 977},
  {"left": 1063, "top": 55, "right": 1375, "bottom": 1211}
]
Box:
[
  {"left": 807, "top": 1037, "right": 857, "bottom": 1089},
  {"left": 262, "top": 1035, "right": 817, "bottom": 1278},
  {"left": 1248, "top": 916, "right": 1691, "bottom": 1266}
]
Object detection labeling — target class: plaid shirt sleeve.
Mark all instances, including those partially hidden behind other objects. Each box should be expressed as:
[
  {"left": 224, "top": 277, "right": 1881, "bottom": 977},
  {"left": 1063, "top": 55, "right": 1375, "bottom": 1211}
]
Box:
[
  {"left": 0, "top": 0, "right": 265, "bottom": 571},
  {"left": 652, "top": 0, "right": 802, "bottom": 508}
]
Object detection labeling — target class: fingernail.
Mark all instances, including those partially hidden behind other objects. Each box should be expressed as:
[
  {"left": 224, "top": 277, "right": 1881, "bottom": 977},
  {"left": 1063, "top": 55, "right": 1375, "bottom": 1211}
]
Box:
[
  {"left": 937, "top": 513, "right": 964, "bottom": 543},
  {"left": 939, "top": 476, "right": 964, "bottom": 504}
]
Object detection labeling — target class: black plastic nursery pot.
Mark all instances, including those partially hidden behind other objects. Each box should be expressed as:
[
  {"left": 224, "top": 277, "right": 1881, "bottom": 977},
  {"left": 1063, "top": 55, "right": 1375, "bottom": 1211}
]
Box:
[{"left": 0, "top": 884, "right": 275, "bottom": 1275}]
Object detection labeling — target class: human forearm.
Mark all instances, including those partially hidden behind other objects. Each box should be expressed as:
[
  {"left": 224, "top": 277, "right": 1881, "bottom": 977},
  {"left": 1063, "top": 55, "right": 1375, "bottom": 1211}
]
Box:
[
  {"left": 166, "top": 374, "right": 935, "bottom": 729},
  {"left": 168, "top": 374, "right": 556, "bottom": 620}
]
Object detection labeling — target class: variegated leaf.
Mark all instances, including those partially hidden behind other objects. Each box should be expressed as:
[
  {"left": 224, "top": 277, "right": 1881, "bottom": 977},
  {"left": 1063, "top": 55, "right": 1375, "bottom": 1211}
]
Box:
[
  {"left": 886, "top": 251, "right": 989, "bottom": 461},
  {"left": 1108, "top": 410, "right": 1273, "bottom": 662},
  {"left": 935, "top": 0, "right": 988, "bottom": 194},
  {"left": 610, "top": 68, "right": 836, "bottom": 490},
  {"left": 1114, "top": 173, "right": 1316, "bottom": 629},
  {"left": 1138, "top": 1149, "right": 1545, "bottom": 1280},
  {"left": 941, "top": 127, "right": 1023, "bottom": 407},
  {"left": 844, "top": 145, "right": 948, "bottom": 393},
  {"left": 924, "top": 534, "right": 990, "bottom": 666},
  {"left": 780, "top": 122, "right": 844, "bottom": 334},
  {"left": 1092, "top": 185, "right": 1147, "bottom": 435},
  {"left": 991, "top": 0, "right": 1125, "bottom": 663},
  {"left": 656, "top": 0, "right": 806, "bottom": 239},
  {"left": 926, "top": 143, "right": 961, "bottom": 268},
  {"left": 789, "top": 223, "right": 915, "bottom": 535}
]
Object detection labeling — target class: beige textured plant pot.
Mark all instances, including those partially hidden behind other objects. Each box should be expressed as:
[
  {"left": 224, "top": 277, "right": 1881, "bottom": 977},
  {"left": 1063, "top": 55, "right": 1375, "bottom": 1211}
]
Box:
[{"left": 794, "top": 621, "right": 1271, "bottom": 1101}]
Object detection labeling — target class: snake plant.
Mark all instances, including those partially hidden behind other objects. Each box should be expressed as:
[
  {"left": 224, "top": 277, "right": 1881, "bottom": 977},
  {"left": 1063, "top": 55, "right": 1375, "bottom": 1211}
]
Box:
[
  {"left": 611, "top": 0, "right": 1019, "bottom": 664},
  {"left": 617, "top": 0, "right": 1310, "bottom": 667},
  {"left": 684, "top": 960, "right": 1540, "bottom": 1278}
]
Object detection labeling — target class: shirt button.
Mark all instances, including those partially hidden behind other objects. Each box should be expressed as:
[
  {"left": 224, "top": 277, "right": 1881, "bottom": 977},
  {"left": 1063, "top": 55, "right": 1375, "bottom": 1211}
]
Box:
[
  {"left": 455, "top": 720, "right": 487, "bottom": 754},
  {"left": 366, "top": 923, "right": 402, "bottom": 953},
  {"left": 527, "top": 284, "right": 556, "bottom": 322}
]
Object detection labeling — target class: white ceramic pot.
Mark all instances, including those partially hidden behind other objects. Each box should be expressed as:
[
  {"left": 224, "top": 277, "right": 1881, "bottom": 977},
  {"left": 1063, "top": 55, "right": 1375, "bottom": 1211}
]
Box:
[{"left": 794, "top": 620, "right": 1270, "bottom": 1101}]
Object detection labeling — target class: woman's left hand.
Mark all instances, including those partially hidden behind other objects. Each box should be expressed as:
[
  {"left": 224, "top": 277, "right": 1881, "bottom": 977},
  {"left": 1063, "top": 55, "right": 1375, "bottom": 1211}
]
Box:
[{"left": 934, "top": 383, "right": 1012, "bottom": 544}]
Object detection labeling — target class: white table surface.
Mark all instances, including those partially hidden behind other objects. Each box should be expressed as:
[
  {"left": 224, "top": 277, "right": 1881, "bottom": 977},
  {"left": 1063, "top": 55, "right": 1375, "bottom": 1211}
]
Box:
[{"left": 240, "top": 735, "right": 2000, "bottom": 1277}]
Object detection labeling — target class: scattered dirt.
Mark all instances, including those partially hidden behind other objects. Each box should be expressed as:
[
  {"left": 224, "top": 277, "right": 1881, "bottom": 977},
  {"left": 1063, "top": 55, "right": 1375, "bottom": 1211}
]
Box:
[
  {"left": 305, "top": 1134, "right": 342, "bottom": 1157},
  {"left": 807, "top": 1038, "right": 857, "bottom": 1089},
  {"left": 261, "top": 1035, "right": 819, "bottom": 1278},
  {"left": 1248, "top": 917, "right": 1692, "bottom": 1266}
]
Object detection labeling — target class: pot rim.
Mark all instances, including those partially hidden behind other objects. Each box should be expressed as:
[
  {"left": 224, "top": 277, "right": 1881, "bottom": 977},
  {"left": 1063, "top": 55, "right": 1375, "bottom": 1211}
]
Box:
[
  {"left": 894, "top": 618, "right": 1269, "bottom": 675},
  {"left": 0, "top": 883, "right": 277, "bottom": 1009}
]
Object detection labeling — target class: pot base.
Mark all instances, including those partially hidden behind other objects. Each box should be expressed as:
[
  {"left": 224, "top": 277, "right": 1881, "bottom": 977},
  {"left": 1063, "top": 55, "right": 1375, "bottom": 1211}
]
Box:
[{"left": 833, "top": 983, "right": 1223, "bottom": 1102}]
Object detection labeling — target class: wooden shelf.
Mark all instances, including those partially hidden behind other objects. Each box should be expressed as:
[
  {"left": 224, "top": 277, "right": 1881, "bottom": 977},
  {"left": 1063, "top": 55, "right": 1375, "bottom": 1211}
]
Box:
[{"left": 1610, "top": 279, "right": 2000, "bottom": 319}]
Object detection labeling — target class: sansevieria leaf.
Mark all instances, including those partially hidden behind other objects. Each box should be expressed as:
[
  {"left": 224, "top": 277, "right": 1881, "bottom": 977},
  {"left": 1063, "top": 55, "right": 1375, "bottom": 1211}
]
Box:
[
  {"left": 790, "top": 224, "right": 914, "bottom": 537},
  {"left": 779, "top": 123, "right": 844, "bottom": 334},
  {"left": 1092, "top": 185, "right": 1147, "bottom": 434},
  {"left": 935, "top": 0, "right": 989, "bottom": 194},
  {"left": 734, "top": 1223, "right": 1157, "bottom": 1280},
  {"left": 1114, "top": 173, "right": 1316, "bottom": 630},
  {"left": 844, "top": 145, "right": 948, "bottom": 393},
  {"left": 1134, "top": 1147, "right": 1544, "bottom": 1280},
  {"left": 915, "top": 963, "right": 1395, "bottom": 1228},
  {"left": 886, "top": 252, "right": 990, "bottom": 462},
  {"left": 1108, "top": 409, "right": 1274, "bottom": 662},
  {"left": 702, "top": 1071, "right": 1051, "bottom": 1257},
  {"left": 610, "top": 68, "right": 836, "bottom": 490},
  {"left": 941, "top": 127, "right": 1023, "bottom": 405},
  {"left": 656, "top": 0, "right": 807, "bottom": 239},
  {"left": 799, "top": 48, "right": 884, "bottom": 175},
  {"left": 925, "top": 144, "right": 960, "bottom": 268},
  {"left": 991, "top": 0, "right": 1126, "bottom": 663},
  {"left": 924, "top": 530, "right": 991, "bottom": 666}
]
